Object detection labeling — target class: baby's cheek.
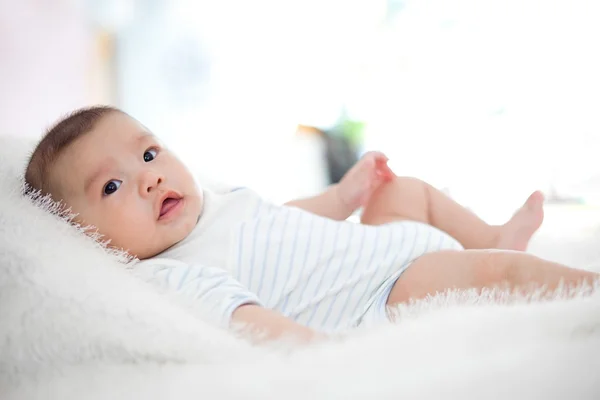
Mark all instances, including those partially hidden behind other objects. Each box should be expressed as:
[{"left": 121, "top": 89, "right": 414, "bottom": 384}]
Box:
[{"left": 110, "top": 212, "right": 145, "bottom": 241}]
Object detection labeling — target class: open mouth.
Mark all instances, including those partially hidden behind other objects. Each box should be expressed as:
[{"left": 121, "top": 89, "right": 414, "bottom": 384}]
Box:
[
  {"left": 158, "top": 193, "right": 183, "bottom": 220},
  {"left": 160, "top": 198, "right": 179, "bottom": 216}
]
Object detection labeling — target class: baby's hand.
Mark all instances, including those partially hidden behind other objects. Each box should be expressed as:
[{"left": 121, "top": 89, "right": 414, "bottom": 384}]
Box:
[{"left": 336, "top": 151, "right": 395, "bottom": 212}]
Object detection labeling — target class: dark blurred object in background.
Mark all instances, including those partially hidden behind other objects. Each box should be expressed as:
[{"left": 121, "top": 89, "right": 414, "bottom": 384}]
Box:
[
  {"left": 322, "top": 130, "right": 359, "bottom": 184},
  {"left": 296, "top": 124, "right": 360, "bottom": 185}
]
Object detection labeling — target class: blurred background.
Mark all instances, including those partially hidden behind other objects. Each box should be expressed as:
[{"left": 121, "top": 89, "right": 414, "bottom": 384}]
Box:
[{"left": 1, "top": 0, "right": 600, "bottom": 265}]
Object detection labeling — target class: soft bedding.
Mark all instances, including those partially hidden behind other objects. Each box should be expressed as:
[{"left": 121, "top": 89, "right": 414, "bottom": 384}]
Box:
[{"left": 1, "top": 135, "right": 599, "bottom": 400}]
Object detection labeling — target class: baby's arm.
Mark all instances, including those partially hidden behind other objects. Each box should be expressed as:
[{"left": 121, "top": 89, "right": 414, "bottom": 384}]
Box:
[
  {"left": 285, "top": 151, "right": 394, "bottom": 220},
  {"left": 284, "top": 184, "right": 354, "bottom": 221},
  {"left": 232, "top": 304, "right": 317, "bottom": 343},
  {"left": 146, "top": 260, "right": 319, "bottom": 343}
]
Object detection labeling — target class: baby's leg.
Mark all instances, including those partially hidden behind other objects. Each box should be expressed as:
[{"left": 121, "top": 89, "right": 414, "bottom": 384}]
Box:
[
  {"left": 388, "top": 250, "right": 599, "bottom": 307},
  {"left": 361, "top": 176, "right": 544, "bottom": 251}
]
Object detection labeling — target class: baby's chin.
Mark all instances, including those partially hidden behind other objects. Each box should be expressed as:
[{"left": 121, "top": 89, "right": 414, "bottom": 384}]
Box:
[
  {"left": 139, "top": 216, "right": 200, "bottom": 259},
  {"left": 131, "top": 242, "right": 172, "bottom": 260}
]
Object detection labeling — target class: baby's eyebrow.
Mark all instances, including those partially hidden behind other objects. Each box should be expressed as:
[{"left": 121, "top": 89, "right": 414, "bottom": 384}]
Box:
[
  {"left": 135, "top": 132, "right": 155, "bottom": 145},
  {"left": 83, "top": 163, "right": 112, "bottom": 194}
]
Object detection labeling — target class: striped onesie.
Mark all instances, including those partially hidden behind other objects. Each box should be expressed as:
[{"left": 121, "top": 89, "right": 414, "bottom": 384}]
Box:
[{"left": 134, "top": 187, "right": 463, "bottom": 332}]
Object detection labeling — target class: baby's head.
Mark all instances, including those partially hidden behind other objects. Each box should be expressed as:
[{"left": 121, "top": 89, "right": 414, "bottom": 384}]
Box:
[{"left": 25, "top": 106, "right": 203, "bottom": 259}]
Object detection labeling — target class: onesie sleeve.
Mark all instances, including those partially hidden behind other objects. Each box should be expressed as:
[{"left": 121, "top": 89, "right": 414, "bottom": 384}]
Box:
[{"left": 134, "top": 259, "right": 262, "bottom": 329}]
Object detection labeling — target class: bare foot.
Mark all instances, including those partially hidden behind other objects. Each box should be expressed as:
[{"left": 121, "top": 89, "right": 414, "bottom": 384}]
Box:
[{"left": 496, "top": 191, "right": 545, "bottom": 251}]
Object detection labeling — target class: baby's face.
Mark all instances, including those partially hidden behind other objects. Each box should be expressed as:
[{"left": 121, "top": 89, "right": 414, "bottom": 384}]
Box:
[{"left": 49, "top": 112, "right": 203, "bottom": 259}]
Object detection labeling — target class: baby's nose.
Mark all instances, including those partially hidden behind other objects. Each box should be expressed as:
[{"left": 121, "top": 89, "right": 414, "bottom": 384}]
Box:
[
  {"left": 146, "top": 176, "right": 163, "bottom": 192},
  {"left": 140, "top": 171, "right": 164, "bottom": 195}
]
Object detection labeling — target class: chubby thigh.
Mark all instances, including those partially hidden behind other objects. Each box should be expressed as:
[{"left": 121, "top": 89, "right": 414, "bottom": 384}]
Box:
[
  {"left": 387, "top": 249, "right": 512, "bottom": 307},
  {"left": 233, "top": 205, "right": 462, "bottom": 332}
]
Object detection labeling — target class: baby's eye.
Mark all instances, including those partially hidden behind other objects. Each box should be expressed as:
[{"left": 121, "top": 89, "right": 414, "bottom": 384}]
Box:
[
  {"left": 103, "top": 180, "right": 122, "bottom": 196},
  {"left": 143, "top": 148, "right": 158, "bottom": 162}
]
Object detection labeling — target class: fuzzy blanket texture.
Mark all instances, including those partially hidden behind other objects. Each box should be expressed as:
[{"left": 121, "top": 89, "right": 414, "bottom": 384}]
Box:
[{"left": 1, "top": 135, "right": 600, "bottom": 400}]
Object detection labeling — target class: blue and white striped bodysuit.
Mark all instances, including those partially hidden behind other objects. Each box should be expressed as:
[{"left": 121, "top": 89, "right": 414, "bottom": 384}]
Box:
[{"left": 136, "top": 187, "right": 463, "bottom": 332}]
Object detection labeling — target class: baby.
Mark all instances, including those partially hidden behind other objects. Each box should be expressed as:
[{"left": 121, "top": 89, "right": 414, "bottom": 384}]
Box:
[{"left": 25, "top": 106, "right": 598, "bottom": 342}]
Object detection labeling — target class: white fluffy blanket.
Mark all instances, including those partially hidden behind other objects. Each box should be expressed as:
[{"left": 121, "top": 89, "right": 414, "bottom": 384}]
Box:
[{"left": 1, "top": 135, "right": 600, "bottom": 400}]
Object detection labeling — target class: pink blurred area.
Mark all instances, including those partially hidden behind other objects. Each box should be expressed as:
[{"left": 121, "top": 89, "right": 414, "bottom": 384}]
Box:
[{"left": 0, "top": 0, "right": 96, "bottom": 139}]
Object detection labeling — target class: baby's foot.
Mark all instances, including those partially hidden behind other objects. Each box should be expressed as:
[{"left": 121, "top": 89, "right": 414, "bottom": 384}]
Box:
[
  {"left": 496, "top": 191, "right": 545, "bottom": 251},
  {"left": 337, "top": 151, "right": 393, "bottom": 211}
]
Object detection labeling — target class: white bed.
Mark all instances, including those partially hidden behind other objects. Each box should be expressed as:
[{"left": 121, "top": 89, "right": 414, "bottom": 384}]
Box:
[{"left": 1, "top": 135, "right": 599, "bottom": 400}]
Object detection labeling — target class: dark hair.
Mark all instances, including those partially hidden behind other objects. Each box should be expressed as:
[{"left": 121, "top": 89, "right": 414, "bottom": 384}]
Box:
[{"left": 24, "top": 105, "right": 119, "bottom": 196}]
